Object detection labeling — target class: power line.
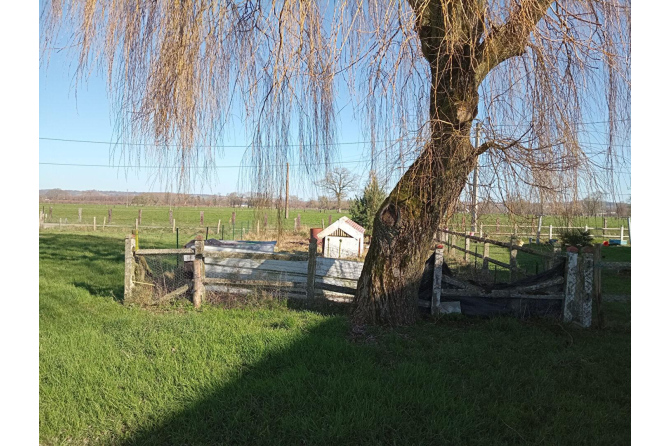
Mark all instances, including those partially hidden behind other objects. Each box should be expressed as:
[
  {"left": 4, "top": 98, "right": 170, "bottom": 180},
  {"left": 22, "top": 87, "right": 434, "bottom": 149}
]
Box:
[
  {"left": 38, "top": 137, "right": 404, "bottom": 148},
  {"left": 39, "top": 119, "right": 632, "bottom": 149},
  {"left": 39, "top": 159, "right": 370, "bottom": 169}
]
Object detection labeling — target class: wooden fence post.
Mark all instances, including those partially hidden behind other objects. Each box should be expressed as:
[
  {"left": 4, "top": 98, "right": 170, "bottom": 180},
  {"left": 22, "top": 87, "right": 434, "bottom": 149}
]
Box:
[
  {"left": 496, "top": 218, "right": 500, "bottom": 234},
  {"left": 297, "top": 214, "right": 301, "bottom": 229},
  {"left": 138, "top": 209, "right": 142, "bottom": 226},
  {"left": 464, "top": 236, "right": 470, "bottom": 262},
  {"left": 328, "top": 215, "right": 332, "bottom": 226},
  {"left": 40, "top": 211, "right": 44, "bottom": 230},
  {"left": 200, "top": 211, "right": 204, "bottom": 226},
  {"left": 217, "top": 219, "right": 221, "bottom": 236},
  {"left": 49, "top": 206, "right": 53, "bottom": 220},
  {"left": 536, "top": 215, "right": 543, "bottom": 244},
  {"left": 549, "top": 224, "right": 553, "bottom": 241},
  {"left": 482, "top": 242, "right": 490, "bottom": 273},
  {"left": 169, "top": 209, "right": 173, "bottom": 225},
  {"left": 321, "top": 219, "right": 325, "bottom": 229},
  {"left": 93, "top": 216, "right": 96, "bottom": 231},
  {"left": 59, "top": 218, "right": 62, "bottom": 230},
  {"left": 124, "top": 235, "right": 136, "bottom": 302},
  {"left": 620, "top": 226, "right": 624, "bottom": 242},
  {"left": 78, "top": 208, "right": 82, "bottom": 223},
  {"left": 103, "top": 217, "right": 106, "bottom": 231},
  {"left": 256, "top": 220, "right": 260, "bottom": 234},
  {"left": 108, "top": 208, "right": 112, "bottom": 224},
  {"left": 602, "top": 218, "right": 607, "bottom": 239},
  {"left": 479, "top": 223, "right": 483, "bottom": 238},
  {"left": 562, "top": 248, "right": 579, "bottom": 323},
  {"left": 173, "top": 219, "right": 176, "bottom": 234},
  {"left": 193, "top": 236, "right": 204, "bottom": 308},
  {"left": 294, "top": 218, "right": 298, "bottom": 231},
  {"left": 135, "top": 218, "right": 139, "bottom": 232},
  {"left": 593, "top": 244, "right": 603, "bottom": 329},
  {"left": 431, "top": 245, "right": 443, "bottom": 315},
  {"left": 306, "top": 237, "right": 317, "bottom": 299},
  {"left": 509, "top": 236, "right": 518, "bottom": 282}
]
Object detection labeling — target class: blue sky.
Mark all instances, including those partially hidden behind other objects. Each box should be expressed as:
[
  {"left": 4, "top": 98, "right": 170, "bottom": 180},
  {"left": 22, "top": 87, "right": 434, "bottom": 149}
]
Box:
[
  {"left": 38, "top": 3, "right": 631, "bottom": 204},
  {"left": 39, "top": 47, "right": 380, "bottom": 199}
]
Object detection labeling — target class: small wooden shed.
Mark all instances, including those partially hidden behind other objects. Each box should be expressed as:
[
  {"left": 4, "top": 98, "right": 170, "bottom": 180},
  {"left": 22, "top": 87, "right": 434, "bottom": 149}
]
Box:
[{"left": 316, "top": 217, "right": 366, "bottom": 259}]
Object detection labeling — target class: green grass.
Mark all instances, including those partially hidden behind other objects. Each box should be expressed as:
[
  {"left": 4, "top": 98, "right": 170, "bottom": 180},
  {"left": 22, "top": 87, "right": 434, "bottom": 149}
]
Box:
[
  {"left": 40, "top": 233, "right": 630, "bottom": 445},
  {"left": 39, "top": 203, "right": 346, "bottom": 231}
]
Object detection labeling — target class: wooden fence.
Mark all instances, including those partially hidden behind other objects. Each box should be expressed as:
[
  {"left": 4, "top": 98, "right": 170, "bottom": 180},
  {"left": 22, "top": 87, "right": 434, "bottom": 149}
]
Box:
[
  {"left": 436, "top": 228, "right": 562, "bottom": 281},
  {"left": 123, "top": 232, "right": 625, "bottom": 329},
  {"left": 124, "top": 235, "right": 361, "bottom": 307},
  {"left": 448, "top": 218, "right": 631, "bottom": 244},
  {"left": 424, "top": 243, "right": 596, "bottom": 327}
]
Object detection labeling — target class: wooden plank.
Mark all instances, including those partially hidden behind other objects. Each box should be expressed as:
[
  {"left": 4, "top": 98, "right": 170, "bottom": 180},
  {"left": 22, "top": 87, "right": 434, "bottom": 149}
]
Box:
[
  {"left": 203, "top": 277, "right": 301, "bottom": 287},
  {"left": 440, "top": 290, "right": 564, "bottom": 300},
  {"left": 205, "top": 251, "right": 307, "bottom": 261},
  {"left": 136, "top": 248, "right": 194, "bottom": 255},
  {"left": 158, "top": 284, "right": 190, "bottom": 303},
  {"left": 509, "top": 276, "right": 564, "bottom": 293},
  {"left": 315, "top": 282, "right": 357, "bottom": 295},
  {"left": 596, "top": 261, "right": 631, "bottom": 270}
]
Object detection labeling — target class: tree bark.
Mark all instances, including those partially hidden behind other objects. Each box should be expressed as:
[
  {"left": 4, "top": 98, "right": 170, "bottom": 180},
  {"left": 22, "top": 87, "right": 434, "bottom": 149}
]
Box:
[{"left": 353, "top": 133, "right": 478, "bottom": 325}]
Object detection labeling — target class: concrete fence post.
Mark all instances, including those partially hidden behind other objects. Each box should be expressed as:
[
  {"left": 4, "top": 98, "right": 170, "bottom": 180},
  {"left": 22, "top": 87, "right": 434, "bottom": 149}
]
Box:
[
  {"left": 577, "top": 247, "right": 594, "bottom": 328},
  {"left": 562, "top": 248, "right": 579, "bottom": 323},
  {"left": 482, "top": 242, "right": 490, "bottom": 272}
]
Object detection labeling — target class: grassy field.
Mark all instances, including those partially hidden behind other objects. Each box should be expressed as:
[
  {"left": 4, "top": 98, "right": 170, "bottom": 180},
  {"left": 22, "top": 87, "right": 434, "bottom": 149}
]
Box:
[{"left": 40, "top": 232, "right": 630, "bottom": 445}]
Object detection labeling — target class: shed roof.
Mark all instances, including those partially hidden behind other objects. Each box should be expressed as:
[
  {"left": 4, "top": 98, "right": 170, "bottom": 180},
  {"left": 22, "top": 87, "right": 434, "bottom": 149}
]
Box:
[{"left": 316, "top": 217, "right": 365, "bottom": 240}]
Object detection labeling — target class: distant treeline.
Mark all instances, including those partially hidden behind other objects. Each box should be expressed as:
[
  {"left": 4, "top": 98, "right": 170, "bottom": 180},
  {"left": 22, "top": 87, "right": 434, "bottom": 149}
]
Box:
[{"left": 39, "top": 188, "right": 630, "bottom": 218}]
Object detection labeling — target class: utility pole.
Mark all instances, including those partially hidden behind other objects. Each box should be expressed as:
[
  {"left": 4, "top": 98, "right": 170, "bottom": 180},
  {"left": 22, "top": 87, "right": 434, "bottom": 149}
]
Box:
[
  {"left": 285, "top": 162, "right": 289, "bottom": 219},
  {"left": 471, "top": 122, "right": 481, "bottom": 234}
]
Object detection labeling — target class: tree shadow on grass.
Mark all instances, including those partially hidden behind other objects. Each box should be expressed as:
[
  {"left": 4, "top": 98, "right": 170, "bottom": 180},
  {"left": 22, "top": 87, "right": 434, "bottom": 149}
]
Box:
[{"left": 40, "top": 233, "right": 126, "bottom": 302}]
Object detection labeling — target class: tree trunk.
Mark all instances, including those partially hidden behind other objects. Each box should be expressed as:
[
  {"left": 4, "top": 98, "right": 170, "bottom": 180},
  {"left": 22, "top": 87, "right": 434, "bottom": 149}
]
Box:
[
  {"left": 353, "top": 0, "right": 483, "bottom": 326},
  {"left": 353, "top": 134, "right": 478, "bottom": 325}
]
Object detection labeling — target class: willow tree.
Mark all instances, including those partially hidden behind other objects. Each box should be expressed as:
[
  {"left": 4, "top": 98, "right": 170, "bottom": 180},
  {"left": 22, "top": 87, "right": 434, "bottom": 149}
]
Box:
[{"left": 42, "top": 0, "right": 630, "bottom": 325}]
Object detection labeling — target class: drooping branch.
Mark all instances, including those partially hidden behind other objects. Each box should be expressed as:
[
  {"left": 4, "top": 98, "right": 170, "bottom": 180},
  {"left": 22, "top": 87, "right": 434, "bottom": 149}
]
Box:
[{"left": 474, "top": 0, "right": 554, "bottom": 85}]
